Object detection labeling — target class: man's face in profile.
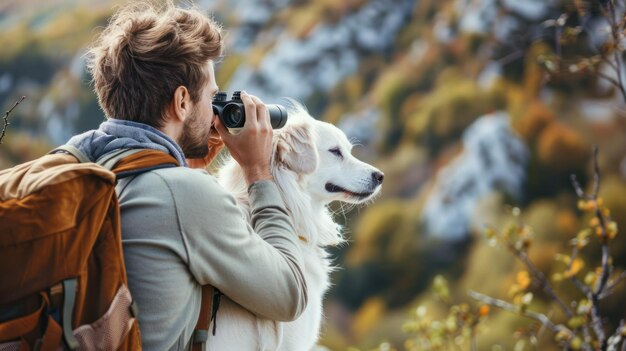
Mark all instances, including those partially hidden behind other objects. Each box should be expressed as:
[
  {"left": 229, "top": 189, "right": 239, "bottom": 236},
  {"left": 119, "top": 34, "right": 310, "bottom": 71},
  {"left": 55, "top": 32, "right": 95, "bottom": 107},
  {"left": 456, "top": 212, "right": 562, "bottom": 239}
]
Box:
[{"left": 178, "top": 61, "right": 220, "bottom": 159}]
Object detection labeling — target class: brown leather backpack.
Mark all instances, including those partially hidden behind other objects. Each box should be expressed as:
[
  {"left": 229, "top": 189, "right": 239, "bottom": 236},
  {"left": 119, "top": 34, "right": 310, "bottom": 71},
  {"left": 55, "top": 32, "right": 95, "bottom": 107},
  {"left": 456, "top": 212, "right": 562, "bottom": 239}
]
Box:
[{"left": 0, "top": 146, "right": 216, "bottom": 351}]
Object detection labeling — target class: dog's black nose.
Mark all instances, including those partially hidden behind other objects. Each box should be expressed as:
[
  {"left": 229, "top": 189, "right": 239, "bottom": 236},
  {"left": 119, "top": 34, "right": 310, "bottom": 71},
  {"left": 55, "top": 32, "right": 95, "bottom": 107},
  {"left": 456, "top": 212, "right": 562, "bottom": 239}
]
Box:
[{"left": 372, "top": 171, "right": 384, "bottom": 185}]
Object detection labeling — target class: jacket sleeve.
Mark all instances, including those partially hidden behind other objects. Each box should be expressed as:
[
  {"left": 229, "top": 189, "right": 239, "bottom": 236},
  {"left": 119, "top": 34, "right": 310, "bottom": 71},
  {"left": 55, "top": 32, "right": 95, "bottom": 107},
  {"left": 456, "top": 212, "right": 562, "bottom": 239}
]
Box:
[{"left": 169, "top": 170, "right": 308, "bottom": 321}]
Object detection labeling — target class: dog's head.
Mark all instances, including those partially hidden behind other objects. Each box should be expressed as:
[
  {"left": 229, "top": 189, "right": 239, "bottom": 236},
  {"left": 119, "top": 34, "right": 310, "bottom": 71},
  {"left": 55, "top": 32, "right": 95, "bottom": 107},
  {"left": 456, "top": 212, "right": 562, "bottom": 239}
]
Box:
[
  {"left": 218, "top": 101, "right": 383, "bottom": 247},
  {"left": 273, "top": 102, "right": 383, "bottom": 206}
]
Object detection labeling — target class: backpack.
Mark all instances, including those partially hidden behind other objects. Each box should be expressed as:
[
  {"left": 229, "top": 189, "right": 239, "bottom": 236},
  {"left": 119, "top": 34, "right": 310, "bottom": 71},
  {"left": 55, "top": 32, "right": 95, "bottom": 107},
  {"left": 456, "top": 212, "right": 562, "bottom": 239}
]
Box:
[{"left": 0, "top": 146, "right": 217, "bottom": 351}]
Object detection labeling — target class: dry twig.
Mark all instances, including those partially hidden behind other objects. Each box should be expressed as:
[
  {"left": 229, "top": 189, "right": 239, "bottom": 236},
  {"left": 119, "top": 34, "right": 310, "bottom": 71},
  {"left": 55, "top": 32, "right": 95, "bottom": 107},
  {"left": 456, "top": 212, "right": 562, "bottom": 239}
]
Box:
[
  {"left": 570, "top": 145, "right": 620, "bottom": 349},
  {"left": 606, "top": 320, "right": 625, "bottom": 351},
  {"left": 1, "top": 96, "right": 26, "bottom": 145},
  {"left": 468, "top": 290, "right": 562, "bottom": 334}
]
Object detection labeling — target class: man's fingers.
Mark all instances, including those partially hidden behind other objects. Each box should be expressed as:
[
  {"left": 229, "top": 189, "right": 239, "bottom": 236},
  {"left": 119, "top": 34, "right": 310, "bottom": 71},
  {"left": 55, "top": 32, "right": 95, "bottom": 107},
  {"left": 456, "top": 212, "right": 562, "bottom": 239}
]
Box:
[
  {"left": 213, "top": 115, "right": 232, "bottom": 142},
  {"left": 240, "top": 91, "right": 258, "bottom": 130},
  {"left": 249, "top": 95, "right": 270, "bottom": 131}
]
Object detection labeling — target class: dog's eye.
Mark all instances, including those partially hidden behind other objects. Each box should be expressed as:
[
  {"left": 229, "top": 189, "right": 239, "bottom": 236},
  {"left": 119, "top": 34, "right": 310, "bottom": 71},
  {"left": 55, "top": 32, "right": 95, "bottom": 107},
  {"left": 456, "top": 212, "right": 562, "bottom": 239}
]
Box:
[{"left": 329, "top": 147, "right": 343, "bottom": 159}]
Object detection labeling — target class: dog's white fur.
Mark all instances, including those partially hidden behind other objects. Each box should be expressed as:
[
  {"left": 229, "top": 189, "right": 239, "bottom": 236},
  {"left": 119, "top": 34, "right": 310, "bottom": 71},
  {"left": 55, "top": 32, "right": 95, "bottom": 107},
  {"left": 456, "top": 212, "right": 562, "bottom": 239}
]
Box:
[{"left": 208, "top": 102, "right": 383, "bottom": 351}]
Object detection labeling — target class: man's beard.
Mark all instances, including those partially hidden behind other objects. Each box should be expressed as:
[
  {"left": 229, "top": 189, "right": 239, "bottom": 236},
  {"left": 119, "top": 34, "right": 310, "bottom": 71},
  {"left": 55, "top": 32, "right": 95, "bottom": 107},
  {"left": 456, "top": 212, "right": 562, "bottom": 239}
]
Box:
[{"left": 178, "top": 107, "right": 212, "bottom": 159}]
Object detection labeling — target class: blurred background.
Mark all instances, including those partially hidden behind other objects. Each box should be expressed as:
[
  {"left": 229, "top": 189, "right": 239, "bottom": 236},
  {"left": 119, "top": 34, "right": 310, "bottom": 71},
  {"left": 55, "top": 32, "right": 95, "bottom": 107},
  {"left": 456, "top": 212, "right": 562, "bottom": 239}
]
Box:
[{"left": 1, "top": 0, "right": 626, "bottom": 350}]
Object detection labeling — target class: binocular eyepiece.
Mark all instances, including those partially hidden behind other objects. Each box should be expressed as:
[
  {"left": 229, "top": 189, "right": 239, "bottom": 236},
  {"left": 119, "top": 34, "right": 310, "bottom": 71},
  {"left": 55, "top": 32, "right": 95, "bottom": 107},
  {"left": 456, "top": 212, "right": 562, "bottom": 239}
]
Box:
[{"left": 212, "top": 91, "right": 288, "bottom": 129}]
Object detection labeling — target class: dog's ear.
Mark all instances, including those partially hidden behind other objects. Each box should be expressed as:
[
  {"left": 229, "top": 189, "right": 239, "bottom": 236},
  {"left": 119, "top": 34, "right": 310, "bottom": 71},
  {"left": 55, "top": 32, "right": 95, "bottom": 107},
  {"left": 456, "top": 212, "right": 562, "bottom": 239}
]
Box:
[{"left": 274, "top": 123, "right": 318, "bottom": 174}]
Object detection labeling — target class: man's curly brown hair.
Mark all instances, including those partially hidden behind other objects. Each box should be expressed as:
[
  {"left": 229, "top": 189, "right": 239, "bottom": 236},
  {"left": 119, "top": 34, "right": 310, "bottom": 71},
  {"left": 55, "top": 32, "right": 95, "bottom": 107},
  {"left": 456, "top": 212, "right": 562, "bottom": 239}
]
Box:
[{"left": 87, "top": 1, "right": 223, "bottom": 129}]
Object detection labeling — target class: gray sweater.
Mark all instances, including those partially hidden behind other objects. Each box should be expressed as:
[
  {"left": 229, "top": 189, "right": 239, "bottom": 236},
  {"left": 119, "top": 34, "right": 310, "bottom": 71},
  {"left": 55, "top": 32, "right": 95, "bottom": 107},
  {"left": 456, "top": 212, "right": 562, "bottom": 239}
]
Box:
[{"left": 116, "top": 166, "right": 308, "bottom": 350}]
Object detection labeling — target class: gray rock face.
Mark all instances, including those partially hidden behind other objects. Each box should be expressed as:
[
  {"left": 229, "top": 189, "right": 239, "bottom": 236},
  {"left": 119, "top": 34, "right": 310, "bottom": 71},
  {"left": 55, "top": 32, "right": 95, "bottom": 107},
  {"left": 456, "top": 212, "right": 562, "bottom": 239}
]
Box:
[
  {"left": 420, "top": 112, "right": 529, "bottom": 241},
  {"left": 227, "top": 0, "right": 417, "bottom": 101},
  {"left": 445, "top": 0, "right": 552, "bottom": 42},
  {"left": 337, "top": 107, "right": 381, "bottom": 149}
]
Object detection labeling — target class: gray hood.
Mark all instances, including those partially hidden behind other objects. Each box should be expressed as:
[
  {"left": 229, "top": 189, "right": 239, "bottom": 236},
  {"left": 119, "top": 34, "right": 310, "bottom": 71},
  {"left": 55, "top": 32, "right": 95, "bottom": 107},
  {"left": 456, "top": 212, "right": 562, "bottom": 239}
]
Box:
[{"left": 66, "top": 118, "right": 188, "bottom": 167}]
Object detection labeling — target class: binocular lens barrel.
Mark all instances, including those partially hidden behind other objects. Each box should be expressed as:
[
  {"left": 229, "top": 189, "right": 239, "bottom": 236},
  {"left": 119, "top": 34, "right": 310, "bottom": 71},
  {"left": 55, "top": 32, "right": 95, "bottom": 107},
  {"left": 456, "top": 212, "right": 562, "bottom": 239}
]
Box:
[{"left": 212, "top": 91, "right": 288, "bottom": 129}]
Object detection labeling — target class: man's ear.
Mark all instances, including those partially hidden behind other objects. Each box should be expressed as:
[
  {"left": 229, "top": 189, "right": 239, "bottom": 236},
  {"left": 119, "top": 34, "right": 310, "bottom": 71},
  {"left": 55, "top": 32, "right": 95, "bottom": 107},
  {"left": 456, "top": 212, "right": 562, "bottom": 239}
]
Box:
[
  {"left": 274, "top": 123, "right": 318, "bottom": 174},
  {"left": 170, "top": 86, "right": 192, "bottom": 123}
]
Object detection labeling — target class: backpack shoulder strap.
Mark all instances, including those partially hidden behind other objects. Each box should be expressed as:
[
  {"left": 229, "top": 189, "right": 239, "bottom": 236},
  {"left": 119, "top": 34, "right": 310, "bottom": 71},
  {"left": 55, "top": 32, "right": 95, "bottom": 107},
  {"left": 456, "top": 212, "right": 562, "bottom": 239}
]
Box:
[
  {"left": 50, "top": 145, "right": 90, "bottom": 163},
  {"left": 50, "top": 146, "right": 180, "bottom": 179},
  {"left": 96, "top": 149, "right": 143, "bottom": 170},
  {"left": 192, "top": 286, "right": 222, "bottom": 351},
  {"left": 106, "top": 149, "right": 180, "bottom": 179}
]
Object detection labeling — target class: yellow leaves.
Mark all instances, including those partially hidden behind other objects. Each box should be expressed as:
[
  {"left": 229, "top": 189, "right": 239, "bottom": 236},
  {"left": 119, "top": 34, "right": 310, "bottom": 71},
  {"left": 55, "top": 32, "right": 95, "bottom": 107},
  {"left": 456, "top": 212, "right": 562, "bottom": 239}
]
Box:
[
  {"left": 516, "top": 226, "right": 534, "bottom": 251},
  {"left": 567, "top": 316, "right": 586, "bottom": 329},
  {"left": 583, "top": 272, "right": 597, "bottom": 287},
  {"left": 595, "top": 227, "right": 603, "bottom": 237},
  {"left": 570, "top": 229, "right": 591, "bottom": 249},
  {"left": 555, "top": 253, "right": 572, "bottom": 265},
  {"left": 570, "top": 337, "right": 583, "bottom": 350},
  {"left": 555, "top": 329, "right": 583, "bottom": 351},
  {"left": 555, "top": 327, "right": 574, "bottom": 342},
  {"left": 564, "top": 258, "right": 585, "bottom": 278},
  {"left": 444, "top": 315, "right": 457, "bottom": 333},
  {"left": 484, "top": 222, "right": 535, "bottom": 253},
  {"left": 606, "top": 221, "right": 619, "bottom": 240},
  {"left": 478, "top": 305, "right": 490, "bottom": 317},
  {"left": 403, "top": 278, "right": 489, "bottom": 350},
  {"left": 403, "top": 306, "right": 430, "bottom": 334},
  {"left": 576, "top": 299, "right": 592, "bottom": 316},
  {"left": 575, "top": 197, "right": 618, "bottom": 242},
  {"left": 516, "top": 271, "right": 531, "bottom": 290},
  {"left": 554, "top": 254, "right": 585, "bottom": 279},
  {"left": 577, "top": 199, "right": 597, "bottom": 212},
  {"left": 509, "top": 271, "right": 534, "bottom": 312}
]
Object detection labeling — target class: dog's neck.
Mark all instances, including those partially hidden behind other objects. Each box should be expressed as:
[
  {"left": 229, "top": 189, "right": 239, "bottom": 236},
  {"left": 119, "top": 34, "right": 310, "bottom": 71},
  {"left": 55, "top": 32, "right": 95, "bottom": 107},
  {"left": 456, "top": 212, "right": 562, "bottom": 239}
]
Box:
[
  {"left": 218, "top": 161, "right": 344, "bottom": 248},
  {"left": 271, "top": 168, "right": 344, "bottom": 248}
]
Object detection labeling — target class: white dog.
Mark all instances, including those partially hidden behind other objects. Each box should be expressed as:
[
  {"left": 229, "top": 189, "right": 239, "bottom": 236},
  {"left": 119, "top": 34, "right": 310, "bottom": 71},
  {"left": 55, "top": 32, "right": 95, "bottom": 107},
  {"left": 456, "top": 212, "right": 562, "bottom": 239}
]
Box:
[{"left": 210, "top": 102, "right": 383, "bottom": 351}]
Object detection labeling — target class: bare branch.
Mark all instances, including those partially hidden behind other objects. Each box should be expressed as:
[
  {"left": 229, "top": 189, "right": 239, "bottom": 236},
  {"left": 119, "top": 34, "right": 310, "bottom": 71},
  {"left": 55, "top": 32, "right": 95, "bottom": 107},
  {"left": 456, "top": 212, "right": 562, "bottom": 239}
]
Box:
[
  {"left": 517, "top": 251, "right": 575, "bottom": 318},
  {"left": 599, "top": 271, "right": 626, "bottom": 299},
  {"left": 596, "top": 69, "right": 626, "bottom": 100},
  {"left": 607, "top": 320, "right": 625, "bottom": 351},
  {"left": 468, "top": 290, "right": 562, "bottom": 334},
  {"left": 1, "top": 96, "right": 25, "bottom": 145},
  {"left": 570, "top": 144, "right": 612, "bottom": 348},
  {"left": 576, "top": 0, "right": 626, "bottom": 102},
  {"left": 592, "top": 145, "right": 600, "bottom": 199},
  {"left": 570, "top": 174, "right": 589, "bottom": 199},
  {"left": 602, "top": 0, "right": 626, "bottom": 102}
]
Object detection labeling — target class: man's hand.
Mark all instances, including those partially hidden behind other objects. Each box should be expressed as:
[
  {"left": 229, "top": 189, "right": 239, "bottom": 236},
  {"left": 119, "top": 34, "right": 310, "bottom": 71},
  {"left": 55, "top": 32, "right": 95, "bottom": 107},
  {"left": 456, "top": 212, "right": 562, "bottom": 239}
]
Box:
[
  {"left": 187, "top": 130, "right": 225, "bottom": 169},
  {"left": 213, "top": 91, "right": 273, "bottom": 185}
]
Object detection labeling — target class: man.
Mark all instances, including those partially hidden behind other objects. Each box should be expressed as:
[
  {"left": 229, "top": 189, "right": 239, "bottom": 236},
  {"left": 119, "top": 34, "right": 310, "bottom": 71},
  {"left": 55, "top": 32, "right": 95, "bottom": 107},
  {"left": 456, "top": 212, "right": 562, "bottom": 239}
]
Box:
[{"left": 64, "top": 2, "right": 307, "bottom": 349}]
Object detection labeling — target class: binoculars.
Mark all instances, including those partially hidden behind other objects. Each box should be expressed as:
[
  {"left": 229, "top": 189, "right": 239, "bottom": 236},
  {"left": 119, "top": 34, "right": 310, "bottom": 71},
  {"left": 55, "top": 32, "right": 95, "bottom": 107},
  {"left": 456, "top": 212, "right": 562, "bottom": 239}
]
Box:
[{"left": 212, "top": 91, "right": 288, "bottom": 129}]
